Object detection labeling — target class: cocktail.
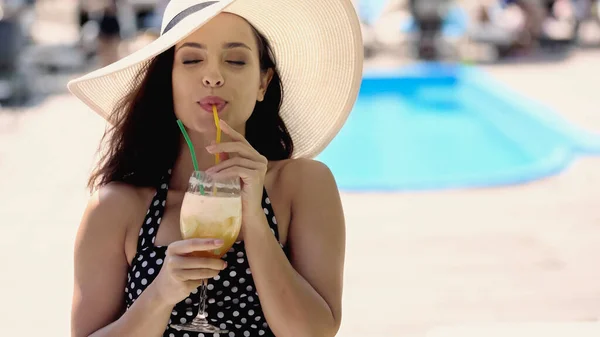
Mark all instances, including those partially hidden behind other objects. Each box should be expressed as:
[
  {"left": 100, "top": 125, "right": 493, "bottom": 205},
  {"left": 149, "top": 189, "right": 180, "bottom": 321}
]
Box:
[
  {"left": 171, "top": 106, "right": 241, "bottom": 333},
  {"left": 170, "top": 171, "right": 241, "bottom": 333}
]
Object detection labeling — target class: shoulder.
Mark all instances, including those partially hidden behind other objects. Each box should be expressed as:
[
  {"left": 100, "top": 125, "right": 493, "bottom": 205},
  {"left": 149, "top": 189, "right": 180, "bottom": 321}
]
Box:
[
  {"left": 80, "top": 182, "right": 152, "bottom": 239},
  {"left": 270, "top": 158, "right": 339, "bottom": 203},
  {"left": 271, "top": 160, "right": 345, "bottom": 257},
  {"left": 89, "top": 182, "right": 148, "bottom": 215},
  {"left": 270, "top": 157, "right": 336, "bottom": 184}
]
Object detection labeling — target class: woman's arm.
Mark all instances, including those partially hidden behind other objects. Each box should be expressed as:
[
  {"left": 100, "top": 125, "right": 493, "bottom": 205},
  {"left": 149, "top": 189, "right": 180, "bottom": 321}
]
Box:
[
  {"left": 243, "top": 159, "right": 346, "bottom": 337},
  {"left": 72, "top": 184, "right": 173, "bottom": 337}
]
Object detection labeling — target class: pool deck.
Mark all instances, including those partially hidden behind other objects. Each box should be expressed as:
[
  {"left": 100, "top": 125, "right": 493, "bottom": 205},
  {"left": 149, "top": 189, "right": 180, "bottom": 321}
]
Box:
[{"left": 1, "top": 2, "right": 600, "bottom": 334}]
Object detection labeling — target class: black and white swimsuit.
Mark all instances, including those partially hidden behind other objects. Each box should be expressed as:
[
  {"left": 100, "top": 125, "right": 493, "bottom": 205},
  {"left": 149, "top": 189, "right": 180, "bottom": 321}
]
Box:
[{"left": 125, "top": 170, "right": 283, "bottom": 336}]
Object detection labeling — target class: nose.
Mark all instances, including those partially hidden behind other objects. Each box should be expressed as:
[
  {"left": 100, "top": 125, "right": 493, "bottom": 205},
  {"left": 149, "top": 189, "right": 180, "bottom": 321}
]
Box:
[{"left": 202, "top": 66, "right": 224, "bottom": 88}]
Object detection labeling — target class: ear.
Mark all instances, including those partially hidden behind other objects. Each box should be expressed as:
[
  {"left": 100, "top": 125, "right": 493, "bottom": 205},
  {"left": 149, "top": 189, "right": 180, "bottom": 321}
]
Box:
[{"left": 257, "top": 68, "right": 274, "bottom": 102}]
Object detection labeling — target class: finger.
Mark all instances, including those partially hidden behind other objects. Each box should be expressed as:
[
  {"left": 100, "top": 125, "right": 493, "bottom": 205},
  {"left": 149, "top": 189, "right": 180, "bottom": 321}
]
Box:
[
  {"left": 174, "top": 268, "right": 221, "bottom": 281},
  {"left": 219, "top": 152, "right": 230, "bottom": 162},
  {"left": 219, "top": 119, "right": 251, "bottom": 145},
  {"left": 184, "top": 280, "right": 204, "bottom": 289},
  {"left": 206, "top": 157, "right": 264, "bottom": 174},
  {"left": 167, "top": 238, "right": 224, "bottom": 255},
  {"left": 170, "top": 256, "right": 227, "bottom": 271},
  {"left": 206, "top": 142, "right": 263, "bottom": 162},
  {"left": 210, "top": 166, "right": 258, "bottom": 182},
  {"left": 208, "top": 141, "right": 231, "bottom": 161}
]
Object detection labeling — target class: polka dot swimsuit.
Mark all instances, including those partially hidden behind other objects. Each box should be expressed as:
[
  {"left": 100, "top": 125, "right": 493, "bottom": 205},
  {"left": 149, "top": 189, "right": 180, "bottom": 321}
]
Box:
[{"left": 125, "top": 170, "right": 283, "bottom": 336}]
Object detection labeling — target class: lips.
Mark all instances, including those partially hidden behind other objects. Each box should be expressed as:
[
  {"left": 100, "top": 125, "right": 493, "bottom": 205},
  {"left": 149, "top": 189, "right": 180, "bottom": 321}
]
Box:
[{"left": 198, "top": 96, "right": 228, "bottom": 114}]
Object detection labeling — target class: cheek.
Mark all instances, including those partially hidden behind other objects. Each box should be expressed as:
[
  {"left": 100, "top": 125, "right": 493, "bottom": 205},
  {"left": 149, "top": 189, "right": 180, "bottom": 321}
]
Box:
[
  {"left": 172, "top": 71, "right": 193, "bottom": 118},
  {"left": 239, "top": 78, "right": 262, "bottom": 103},
  {"left": 234, "top": 88, "right": 259, "bottom": 120},
  {"left": 171, "top": 70, "right": 214, "bottom": 132},
  {"left": 225, "top": 77, "right": 258, "bottom": 119},
  {"left": 172, "top": 70, "right": 189, "bottom": 100}
]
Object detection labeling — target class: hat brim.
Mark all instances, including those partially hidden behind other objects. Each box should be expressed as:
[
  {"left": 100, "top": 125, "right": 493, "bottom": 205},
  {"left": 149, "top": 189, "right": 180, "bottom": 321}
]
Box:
[{"left": 67, "top": 0, "right": 364, "bottom": 159}]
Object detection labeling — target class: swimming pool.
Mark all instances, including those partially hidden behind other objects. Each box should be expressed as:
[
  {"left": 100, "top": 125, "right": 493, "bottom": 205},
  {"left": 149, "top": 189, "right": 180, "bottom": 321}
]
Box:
[{"left": 317, "top": 63, "right": 600, "bottom": 192}]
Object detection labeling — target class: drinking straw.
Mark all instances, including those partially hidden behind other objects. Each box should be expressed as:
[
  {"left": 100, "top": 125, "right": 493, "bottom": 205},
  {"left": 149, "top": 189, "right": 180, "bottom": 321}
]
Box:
[
  {"left": 177, "top": 119, "right": 204, "bottom": 195},
  {"left": 212, "top": 105, "right": 221, "bottom": 165},
  {"left": 212, "top": 105, "right": 221, "bottom": 196}
]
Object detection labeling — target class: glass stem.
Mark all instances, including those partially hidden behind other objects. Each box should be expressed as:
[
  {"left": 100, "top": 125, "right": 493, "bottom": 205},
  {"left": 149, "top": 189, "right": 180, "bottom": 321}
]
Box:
[{"left": 196, "top": 279, "right": 209, "bottom": 320}]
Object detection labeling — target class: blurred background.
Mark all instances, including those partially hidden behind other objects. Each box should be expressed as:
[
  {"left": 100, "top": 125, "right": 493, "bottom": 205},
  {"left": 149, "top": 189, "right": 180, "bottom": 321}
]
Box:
[{"left": 1, "top": 0, "right": 600, "bottom": 336}]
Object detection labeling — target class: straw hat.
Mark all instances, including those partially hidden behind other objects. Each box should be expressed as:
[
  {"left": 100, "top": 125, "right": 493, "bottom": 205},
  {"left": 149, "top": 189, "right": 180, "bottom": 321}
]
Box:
[{"left": 67, "top": 0, "right": 364, "bottom": 159}]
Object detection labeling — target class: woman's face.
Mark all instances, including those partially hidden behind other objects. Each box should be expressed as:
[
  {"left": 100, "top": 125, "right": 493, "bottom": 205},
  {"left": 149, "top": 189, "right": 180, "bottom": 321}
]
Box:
[{"left": 172, "top": 13, "right": 272, "bottom": 134}]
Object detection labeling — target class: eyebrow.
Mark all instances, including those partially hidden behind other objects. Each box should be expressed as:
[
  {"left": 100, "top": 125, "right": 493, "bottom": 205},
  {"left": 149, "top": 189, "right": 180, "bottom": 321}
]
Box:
[{"left": 176, "top": 42, "right": 252, "bottom": 51}]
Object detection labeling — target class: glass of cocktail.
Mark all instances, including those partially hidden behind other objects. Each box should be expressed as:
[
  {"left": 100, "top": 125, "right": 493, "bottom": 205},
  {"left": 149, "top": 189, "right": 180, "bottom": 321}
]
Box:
[{"left": 170, "top": 170, "right": 242, "bottom": 333}]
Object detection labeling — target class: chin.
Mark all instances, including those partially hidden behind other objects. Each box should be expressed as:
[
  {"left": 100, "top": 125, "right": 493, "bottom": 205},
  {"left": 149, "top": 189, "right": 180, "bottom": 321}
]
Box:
[
  {"left": 178, "top": 113, "right": 215, "bottom": 134},
  {"left": 191, "top": 119, "right": 218, "bottom": 134}
]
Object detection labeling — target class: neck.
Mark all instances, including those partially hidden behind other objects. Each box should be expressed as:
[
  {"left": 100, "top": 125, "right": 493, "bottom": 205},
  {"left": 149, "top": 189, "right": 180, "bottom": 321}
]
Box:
[{"left": 170, "top": 124, "right": 245, "bottom": 191}]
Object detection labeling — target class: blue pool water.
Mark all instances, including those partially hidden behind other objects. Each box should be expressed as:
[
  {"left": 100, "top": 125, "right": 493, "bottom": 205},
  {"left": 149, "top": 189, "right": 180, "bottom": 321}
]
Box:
[{"left": 317, "top": 64, "right": 600, "bottom": 192}]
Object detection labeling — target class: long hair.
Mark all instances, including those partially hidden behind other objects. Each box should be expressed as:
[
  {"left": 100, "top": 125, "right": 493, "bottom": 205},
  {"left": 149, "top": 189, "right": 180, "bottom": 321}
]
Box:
[{"left": 88, "top": 27, "right": 293, "bottom": 191}]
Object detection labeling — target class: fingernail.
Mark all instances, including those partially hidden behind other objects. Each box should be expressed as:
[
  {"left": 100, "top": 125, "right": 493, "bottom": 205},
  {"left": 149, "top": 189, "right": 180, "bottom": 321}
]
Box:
[
  {"left": 206, "top": 145, "right": 215, "bottom": 153},
  {"left": 223, "top": 262, "right": 228, "bottom": 269},
  {"left": 214, "top": 239, "right": 224, "bottom": 245}
]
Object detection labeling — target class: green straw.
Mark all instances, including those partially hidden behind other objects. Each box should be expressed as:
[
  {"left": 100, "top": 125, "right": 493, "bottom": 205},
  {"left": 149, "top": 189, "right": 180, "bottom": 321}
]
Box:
[{"left": 176, "top": 120, "right": 204, "bottom": 195}]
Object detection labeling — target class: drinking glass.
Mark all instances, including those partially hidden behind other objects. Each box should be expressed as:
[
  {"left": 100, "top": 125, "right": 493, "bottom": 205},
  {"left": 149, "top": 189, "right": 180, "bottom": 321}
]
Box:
[{"left": 170, "top": 171, "right": 242, "bottom": 333}]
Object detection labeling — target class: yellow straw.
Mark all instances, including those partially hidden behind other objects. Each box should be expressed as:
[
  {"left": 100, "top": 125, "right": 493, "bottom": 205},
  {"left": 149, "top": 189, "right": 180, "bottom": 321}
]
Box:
[
  {"left": 212, "top": 105, "right": 221, "bottom": 196},
  {"left": 212, "top": 105, "right": 221, "bottom": 165}
]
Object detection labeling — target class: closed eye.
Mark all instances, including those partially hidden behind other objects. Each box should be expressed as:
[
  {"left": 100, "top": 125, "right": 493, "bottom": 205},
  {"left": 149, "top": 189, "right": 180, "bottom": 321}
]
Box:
[
  {"left": 227, "top": 61, "right": 246, "bottom": 66},
  {"left": 183, "top": 60, "right": 202, "bottom": 65}
]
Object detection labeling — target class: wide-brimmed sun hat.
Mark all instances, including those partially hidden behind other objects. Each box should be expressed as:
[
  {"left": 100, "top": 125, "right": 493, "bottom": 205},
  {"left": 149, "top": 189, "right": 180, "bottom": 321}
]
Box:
[{"left": 67, "top": 0, "right": 364, "bottom": 159}]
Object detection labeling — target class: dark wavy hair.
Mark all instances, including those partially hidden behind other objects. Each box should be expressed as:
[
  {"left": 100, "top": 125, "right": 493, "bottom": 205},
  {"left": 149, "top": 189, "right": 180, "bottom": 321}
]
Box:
[{"left": 88, "top": 27, "right": 293, "bottom": 191}]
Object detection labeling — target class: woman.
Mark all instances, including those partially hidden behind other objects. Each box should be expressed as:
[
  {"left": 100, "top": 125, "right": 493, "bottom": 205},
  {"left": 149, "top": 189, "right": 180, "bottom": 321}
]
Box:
[{"left": 67, "top": 0, "right": 363, "bottom": 336}]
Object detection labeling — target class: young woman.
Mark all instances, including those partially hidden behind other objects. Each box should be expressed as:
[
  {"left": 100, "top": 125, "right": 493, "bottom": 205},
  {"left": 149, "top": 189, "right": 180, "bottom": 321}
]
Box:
[{"left": 67, "top": 0, "right": 363, "bottom": 336}]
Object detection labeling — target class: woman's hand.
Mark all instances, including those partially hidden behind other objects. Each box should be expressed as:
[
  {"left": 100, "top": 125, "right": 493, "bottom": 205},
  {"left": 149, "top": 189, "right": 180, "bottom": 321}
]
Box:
[
  {"left": 150, "top": 239, "right": 227, "bottom": 306},
  {"left": 205, "top": 119, "right": 268, "bottom": 224}
]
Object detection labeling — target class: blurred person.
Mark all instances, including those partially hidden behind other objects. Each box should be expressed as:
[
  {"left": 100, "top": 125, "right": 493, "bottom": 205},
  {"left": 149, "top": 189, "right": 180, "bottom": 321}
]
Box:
[
  {"left": 96, "top": 0, "right": 121, "bottom": 66},
  {"left": 571, "top": 0, "right": 600, "bottom": 44},
  {"left": 507, "top": 0, "right": 545, "bottom": 51},
  {"left": 78, "top": 0, "right": 122, "bottom": 66},
  {"left": 539, "top": 0, "right": 578, "bottom": 40},
  {"left": 0, "top": 0, "right": 33, "bottom": 103},
  {"left": 409, "top": 0, "right": 454, "bottom": 59},
  {"left": 470, "top": 0, "right": 526, "bottom": 58},
  {"left": 66, "top": 0, "right": 363, "bottom": 336},
  {"left": 470, "top": 0, "right": 544, "bottom": 57}
]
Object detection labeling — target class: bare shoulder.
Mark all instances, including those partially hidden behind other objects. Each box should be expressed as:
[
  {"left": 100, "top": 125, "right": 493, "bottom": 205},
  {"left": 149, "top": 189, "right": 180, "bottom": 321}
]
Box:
[
  {"left": 87, "top": 182, "right": 146, "bottom": 220},
  {"left": 78, "top": 182, "right": 151, "bottom": 244},
  {"left": 273, "top": 158, "right": 337, "bottom": 191},
  {"left": 94, "top": 182, "right": 144, "bottom": 206},
  {"left": 269, "top": 158, "right": 339, "bottom": 206}
]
